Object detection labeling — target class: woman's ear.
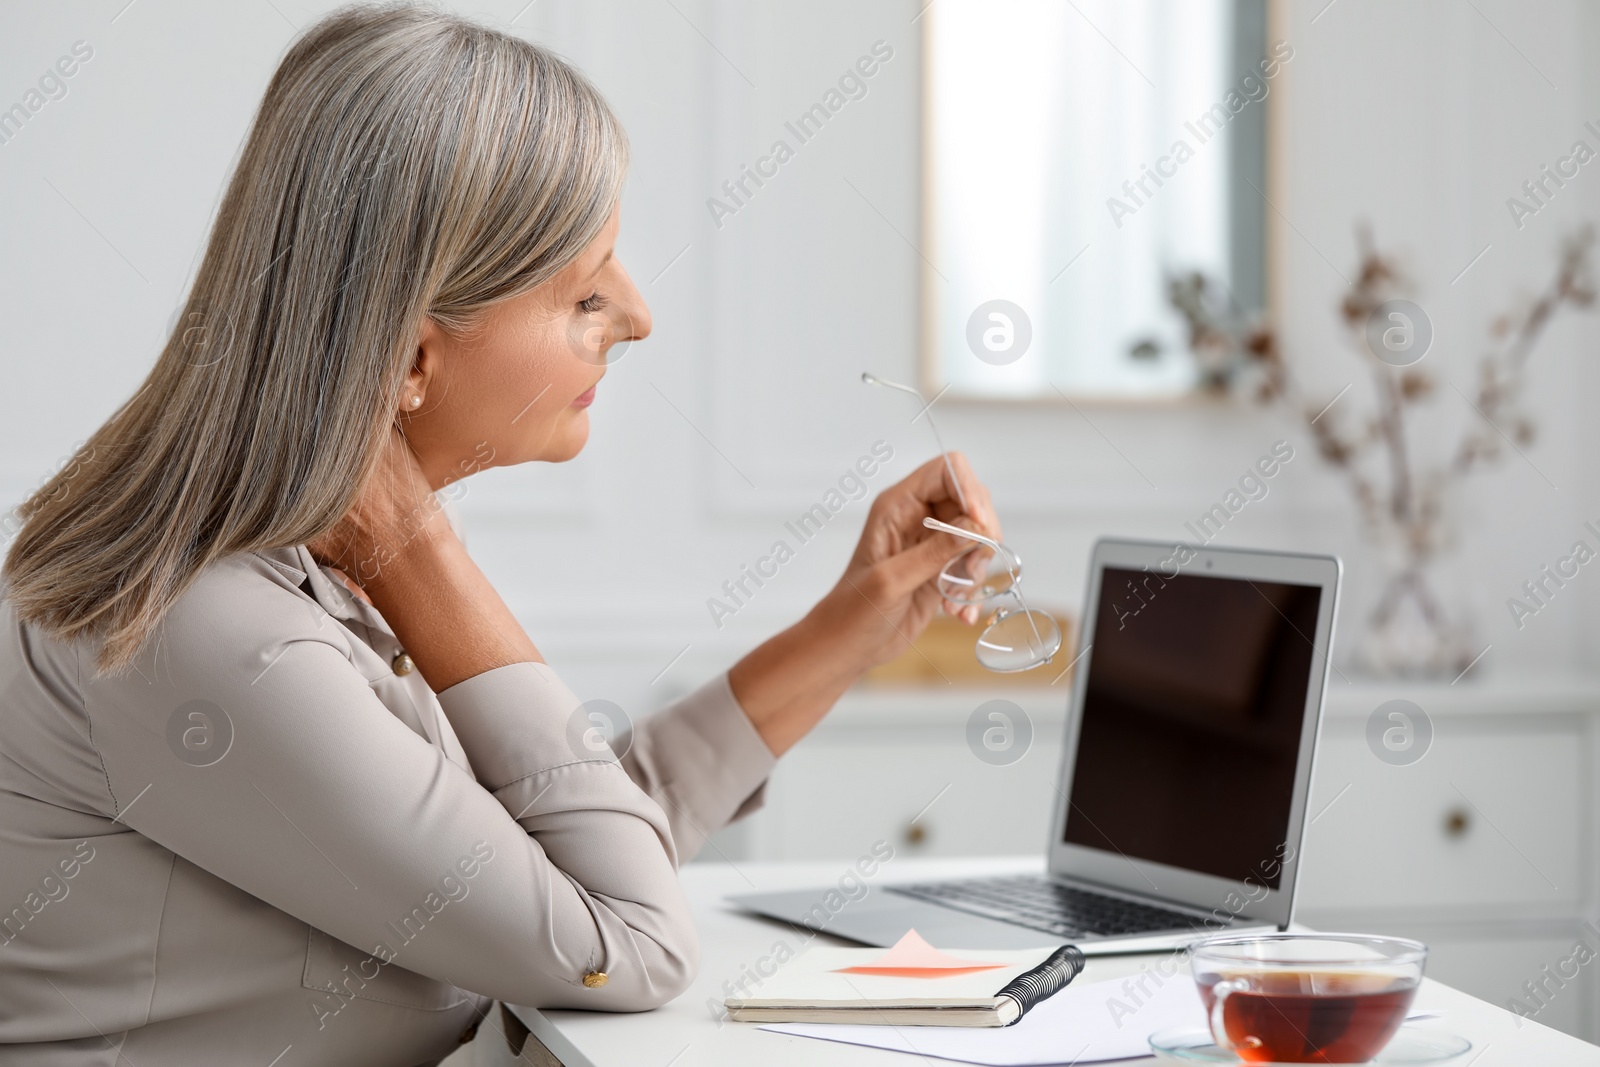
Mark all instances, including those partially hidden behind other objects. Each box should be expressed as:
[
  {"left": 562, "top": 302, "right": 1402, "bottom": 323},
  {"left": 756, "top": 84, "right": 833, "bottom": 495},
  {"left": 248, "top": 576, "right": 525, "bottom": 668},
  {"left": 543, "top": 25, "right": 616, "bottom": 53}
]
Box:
[{"left": 403, "top": 319, "right": 447, "bottom": 417}]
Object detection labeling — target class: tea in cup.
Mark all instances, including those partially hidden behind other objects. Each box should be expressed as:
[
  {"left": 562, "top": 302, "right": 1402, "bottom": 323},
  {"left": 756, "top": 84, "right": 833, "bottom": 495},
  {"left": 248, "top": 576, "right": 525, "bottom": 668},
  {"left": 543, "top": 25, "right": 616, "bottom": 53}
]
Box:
[{"left": 1190, "top": 933, "right": 1426, "bottom": 1063}]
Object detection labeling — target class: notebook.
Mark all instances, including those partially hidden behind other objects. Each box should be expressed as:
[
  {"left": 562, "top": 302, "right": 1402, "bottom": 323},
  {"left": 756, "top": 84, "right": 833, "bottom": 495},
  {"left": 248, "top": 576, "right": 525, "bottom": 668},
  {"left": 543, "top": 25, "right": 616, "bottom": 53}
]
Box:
[{"left": 724, "top": 931, "right": 1085, "bottom": 1028}]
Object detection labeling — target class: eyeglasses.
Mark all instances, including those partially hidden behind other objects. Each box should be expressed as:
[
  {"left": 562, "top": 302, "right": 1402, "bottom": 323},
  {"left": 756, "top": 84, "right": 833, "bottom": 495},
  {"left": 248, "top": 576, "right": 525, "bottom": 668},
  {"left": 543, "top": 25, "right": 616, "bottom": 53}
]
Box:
[{"left": 862, "top": 373, "right": 1062, "bottom": 673}]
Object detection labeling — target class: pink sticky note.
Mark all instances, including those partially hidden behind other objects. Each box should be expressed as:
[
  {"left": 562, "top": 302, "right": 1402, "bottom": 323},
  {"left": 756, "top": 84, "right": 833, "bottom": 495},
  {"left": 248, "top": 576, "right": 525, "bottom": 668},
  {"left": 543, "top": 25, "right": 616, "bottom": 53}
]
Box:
[{"left": 833, "top": 929, "right": 1010, "bottom": 978}]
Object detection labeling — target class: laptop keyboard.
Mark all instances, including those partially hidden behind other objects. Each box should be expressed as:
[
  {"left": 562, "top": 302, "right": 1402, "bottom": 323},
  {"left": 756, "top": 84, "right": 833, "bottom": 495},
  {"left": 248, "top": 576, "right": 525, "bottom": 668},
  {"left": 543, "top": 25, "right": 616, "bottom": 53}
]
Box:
[{"left": 886, "top": 874, "right": 1210, "bottom": 940}]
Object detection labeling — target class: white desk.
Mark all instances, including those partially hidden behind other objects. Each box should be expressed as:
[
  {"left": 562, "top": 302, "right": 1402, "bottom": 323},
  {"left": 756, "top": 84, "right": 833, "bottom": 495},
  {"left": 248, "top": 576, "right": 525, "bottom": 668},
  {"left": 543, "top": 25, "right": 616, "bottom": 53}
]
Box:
[{"left": 508, "top": 857, "right": 1600, "bottom": 1066}]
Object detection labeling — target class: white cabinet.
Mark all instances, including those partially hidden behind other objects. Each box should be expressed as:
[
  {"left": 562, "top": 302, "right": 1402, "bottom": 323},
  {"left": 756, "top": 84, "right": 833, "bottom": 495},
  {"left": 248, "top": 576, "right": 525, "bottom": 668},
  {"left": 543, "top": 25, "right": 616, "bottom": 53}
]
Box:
[
  {"left": 708, "top": 677, "right": 1600, "bottom": 1043},
  {"left": 1297, "top": 718, "right": 1586, "bottom": 915}
]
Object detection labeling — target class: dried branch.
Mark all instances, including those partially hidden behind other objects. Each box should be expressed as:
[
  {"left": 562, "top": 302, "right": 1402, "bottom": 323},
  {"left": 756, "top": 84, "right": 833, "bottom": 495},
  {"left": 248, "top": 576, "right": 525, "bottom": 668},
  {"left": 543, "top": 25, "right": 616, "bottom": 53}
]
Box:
[{"left": 1165, "top": 224, "right": 1596, "bottom": 673}]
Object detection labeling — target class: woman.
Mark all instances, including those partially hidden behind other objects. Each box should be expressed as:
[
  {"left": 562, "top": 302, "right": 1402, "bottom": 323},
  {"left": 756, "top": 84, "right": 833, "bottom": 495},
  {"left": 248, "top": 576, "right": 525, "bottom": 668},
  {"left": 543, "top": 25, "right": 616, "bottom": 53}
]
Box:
[{"left": 0, "top": 5, "right": 998, "bottom": 1065}]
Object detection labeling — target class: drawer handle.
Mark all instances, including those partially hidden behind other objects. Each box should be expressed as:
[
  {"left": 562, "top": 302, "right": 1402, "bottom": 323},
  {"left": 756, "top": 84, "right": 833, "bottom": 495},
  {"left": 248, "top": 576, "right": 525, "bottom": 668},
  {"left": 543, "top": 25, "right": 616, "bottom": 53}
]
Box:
[
  {"left": 905, "top": 822, "right": 928, "bottom": 846},
  {"left": 1444, "top": 808, "right": 1471, "bottom": 838}
]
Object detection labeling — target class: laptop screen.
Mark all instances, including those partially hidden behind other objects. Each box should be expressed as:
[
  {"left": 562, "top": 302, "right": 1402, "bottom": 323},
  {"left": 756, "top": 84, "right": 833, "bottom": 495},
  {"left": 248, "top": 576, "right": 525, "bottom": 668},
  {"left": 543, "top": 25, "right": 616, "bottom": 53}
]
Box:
[{"left": 1061, "top": 566, "right": 1323, "bottom": 889}]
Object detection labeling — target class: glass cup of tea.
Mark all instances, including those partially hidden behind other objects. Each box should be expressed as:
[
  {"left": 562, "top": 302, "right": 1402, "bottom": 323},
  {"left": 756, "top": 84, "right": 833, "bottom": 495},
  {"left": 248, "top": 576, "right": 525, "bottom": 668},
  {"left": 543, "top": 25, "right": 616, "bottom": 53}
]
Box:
[{"left": 1190, "top": 933, "right": 1427, "bottom": 1064}]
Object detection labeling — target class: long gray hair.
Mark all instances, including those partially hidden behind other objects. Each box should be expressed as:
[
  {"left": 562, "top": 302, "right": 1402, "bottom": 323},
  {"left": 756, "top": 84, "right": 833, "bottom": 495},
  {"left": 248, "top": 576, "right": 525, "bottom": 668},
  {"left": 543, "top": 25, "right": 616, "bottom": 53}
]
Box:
[{"left": 3, "top": 2, "right": 628, "bottom": 671}]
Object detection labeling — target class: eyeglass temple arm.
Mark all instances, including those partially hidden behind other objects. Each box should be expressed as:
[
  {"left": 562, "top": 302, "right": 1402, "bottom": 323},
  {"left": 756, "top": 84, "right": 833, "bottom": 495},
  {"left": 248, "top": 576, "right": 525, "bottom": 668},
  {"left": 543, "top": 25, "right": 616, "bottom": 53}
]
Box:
[
  {"left": 861, "top": 373, "right": 971, "bottom": 515},
  {"left": 922, "top": 515, "right": 1000, "bottom": 552},
  {"left": 923, "top": 516, "right": 1023, "bottom": 586}
]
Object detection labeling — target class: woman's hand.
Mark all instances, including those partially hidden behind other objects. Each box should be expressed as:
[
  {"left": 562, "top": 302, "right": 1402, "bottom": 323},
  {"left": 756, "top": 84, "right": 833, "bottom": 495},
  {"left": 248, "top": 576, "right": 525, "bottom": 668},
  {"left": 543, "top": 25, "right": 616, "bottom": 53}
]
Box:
[
  {"left": 306, "top": 426, "right": 542, "bottom": 691},
  {"left": 306, "top": 426, "right": 451, "bottom": 592},
  {"left": 728, "top": 452, "right": 1000, "bottom": 755},
  {"left": 818, "top": 451, "right": 1001, "bottom": 667}
]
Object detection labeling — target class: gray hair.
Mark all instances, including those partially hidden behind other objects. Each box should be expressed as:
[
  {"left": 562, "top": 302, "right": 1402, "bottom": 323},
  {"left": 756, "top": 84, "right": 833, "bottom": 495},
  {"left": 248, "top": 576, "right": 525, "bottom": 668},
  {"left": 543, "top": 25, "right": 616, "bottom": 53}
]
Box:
[{"left": 4, "top": 2, "right": 628, "bottom": 671}]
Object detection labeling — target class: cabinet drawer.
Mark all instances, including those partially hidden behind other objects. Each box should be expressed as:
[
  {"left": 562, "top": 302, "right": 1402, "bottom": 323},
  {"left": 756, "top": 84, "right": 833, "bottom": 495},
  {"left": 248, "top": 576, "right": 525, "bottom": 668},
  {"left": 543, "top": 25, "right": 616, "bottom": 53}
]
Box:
[
  {"left": 1296, "top": 719, "right": 1587, "bottom": 915},
  {"left": 753, "top": 728, "right": 1063, "bottom": 861}
]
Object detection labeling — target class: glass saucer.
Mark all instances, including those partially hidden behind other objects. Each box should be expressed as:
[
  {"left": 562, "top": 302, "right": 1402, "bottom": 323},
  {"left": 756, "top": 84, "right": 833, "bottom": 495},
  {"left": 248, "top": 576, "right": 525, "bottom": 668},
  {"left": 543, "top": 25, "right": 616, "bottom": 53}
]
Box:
[{"left": 1149, "top": 1026, "right": 1472, "bottom": 1065}]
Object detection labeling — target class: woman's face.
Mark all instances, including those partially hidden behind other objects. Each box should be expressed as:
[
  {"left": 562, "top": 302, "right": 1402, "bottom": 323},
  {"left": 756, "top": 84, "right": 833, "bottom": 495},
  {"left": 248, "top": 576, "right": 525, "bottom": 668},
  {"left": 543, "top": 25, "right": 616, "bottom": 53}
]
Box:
[{"left": 403, "top": 208, "right": 649, "bottom": 488}]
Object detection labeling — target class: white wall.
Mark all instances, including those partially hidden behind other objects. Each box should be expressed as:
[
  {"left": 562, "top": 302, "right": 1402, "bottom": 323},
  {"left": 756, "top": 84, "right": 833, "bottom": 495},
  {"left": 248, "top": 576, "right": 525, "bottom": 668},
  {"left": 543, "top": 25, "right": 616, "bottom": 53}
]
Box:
[{"left": 3, "top": 0, "right": 1598, "bottom": 719}]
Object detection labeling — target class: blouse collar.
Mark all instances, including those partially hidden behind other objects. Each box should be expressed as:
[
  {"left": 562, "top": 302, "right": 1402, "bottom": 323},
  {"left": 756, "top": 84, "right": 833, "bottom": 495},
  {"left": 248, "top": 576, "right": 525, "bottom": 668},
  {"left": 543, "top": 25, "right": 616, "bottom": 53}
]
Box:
[{"left": 253, "top": 545, "right": 395, "bottom": 635}]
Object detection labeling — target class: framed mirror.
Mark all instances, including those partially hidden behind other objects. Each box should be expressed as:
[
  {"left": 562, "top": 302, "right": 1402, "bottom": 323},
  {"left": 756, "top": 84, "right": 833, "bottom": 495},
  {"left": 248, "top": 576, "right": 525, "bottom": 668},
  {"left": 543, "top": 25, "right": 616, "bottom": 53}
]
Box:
[{"left": 921, "top": 0, "right": 1273, "bottom": 401}]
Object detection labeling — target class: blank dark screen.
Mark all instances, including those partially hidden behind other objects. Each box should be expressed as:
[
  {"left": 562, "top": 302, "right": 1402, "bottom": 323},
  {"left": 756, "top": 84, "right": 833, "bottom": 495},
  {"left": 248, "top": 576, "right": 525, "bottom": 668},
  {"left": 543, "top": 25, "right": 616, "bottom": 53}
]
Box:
[{"left": 1061, "top": 567, "right": 1322, "bottom": 888}]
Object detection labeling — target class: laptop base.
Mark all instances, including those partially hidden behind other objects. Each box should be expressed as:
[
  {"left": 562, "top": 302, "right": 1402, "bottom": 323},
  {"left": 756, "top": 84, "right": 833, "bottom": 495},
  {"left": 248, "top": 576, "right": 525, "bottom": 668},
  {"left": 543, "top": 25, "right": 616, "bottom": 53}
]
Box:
[{"left": 729, "top": 878, "right": 1273, "bottom": 956}]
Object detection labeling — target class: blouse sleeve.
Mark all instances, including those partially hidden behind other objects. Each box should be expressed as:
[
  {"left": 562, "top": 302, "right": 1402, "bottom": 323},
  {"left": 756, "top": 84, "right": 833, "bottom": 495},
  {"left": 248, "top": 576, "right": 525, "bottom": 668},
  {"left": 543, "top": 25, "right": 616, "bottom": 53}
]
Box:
[
  {"left": 82, "top": 565, "right": 703, "bottom": 1011},
  {"left": 616, "top": 673, "right": 777, "bottom": 863}
]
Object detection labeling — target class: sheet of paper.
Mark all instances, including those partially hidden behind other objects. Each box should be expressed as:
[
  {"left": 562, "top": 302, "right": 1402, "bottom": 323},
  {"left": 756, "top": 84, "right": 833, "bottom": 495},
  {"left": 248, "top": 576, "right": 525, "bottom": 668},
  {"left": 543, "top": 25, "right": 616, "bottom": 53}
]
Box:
[
  {"left": 834, "top": 929, "right": 1011, "bottom": 978},
  {"left": 762, "top": 969, "right": 1208, "bottom": 1065},
  {"left": 763, "top": 974, "right": 1439, "bottom": 1066}
]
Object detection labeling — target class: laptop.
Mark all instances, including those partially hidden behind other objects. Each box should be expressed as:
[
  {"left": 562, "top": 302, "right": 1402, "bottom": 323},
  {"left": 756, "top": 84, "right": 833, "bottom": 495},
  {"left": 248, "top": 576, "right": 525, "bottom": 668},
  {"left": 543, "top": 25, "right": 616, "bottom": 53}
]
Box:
[{"left": 731, "top": 538, "right": 1341, "bottom": 955}]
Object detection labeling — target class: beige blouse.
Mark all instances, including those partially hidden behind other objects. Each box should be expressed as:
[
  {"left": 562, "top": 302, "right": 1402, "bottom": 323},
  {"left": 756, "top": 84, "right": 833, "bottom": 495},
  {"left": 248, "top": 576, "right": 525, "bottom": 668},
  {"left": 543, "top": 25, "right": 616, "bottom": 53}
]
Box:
[{"left": 0, "top": 545, "right": 776, "bottom": 1066}]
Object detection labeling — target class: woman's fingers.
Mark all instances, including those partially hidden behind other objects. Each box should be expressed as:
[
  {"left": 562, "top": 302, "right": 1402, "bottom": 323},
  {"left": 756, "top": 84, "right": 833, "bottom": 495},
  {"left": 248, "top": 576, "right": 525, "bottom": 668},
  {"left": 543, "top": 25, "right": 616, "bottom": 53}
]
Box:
[
  {"left": 942, "top": 598, "right": 979, "bottom": 624},
  {"left": 839, "top": 451, "right": 1000, "bottom": 635},
  {"left": 872, "top": 513, "right": 989, "bottom": 605},
  {"left": 940, "top": 452, "right": 1000, "bottom": 541},
  {"left": 308, "top": 424, "right": 445, "bottom": 580},
  {"left": 897, "top": 452, "right": 1000, "bottom": 542},
  {"left": 848, "top": 452, "right": 1001, "bottom": 627}
]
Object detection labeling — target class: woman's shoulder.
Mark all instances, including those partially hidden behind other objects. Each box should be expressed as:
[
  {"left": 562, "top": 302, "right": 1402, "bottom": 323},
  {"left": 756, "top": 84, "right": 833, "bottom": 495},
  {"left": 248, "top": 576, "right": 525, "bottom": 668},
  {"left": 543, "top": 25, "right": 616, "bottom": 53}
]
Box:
[
  {"left": 45, "top": 546, "right": 363, "bottom": 750},
  {"left": 1, "top": 546, "right": 347, "bottom": 661},
  {"left": 157, "top": 545, "right": 354, "bottom": 657},
  {"left": 0, "top": 547, "right": 349, "bottom": 808}
]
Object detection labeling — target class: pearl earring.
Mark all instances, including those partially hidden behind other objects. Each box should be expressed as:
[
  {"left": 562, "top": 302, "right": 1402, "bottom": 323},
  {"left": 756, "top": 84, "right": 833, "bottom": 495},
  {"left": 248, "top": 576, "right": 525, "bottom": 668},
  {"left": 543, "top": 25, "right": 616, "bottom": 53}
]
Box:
[{"left": 409, "top": 395, "right": 422, "bottom": 409}]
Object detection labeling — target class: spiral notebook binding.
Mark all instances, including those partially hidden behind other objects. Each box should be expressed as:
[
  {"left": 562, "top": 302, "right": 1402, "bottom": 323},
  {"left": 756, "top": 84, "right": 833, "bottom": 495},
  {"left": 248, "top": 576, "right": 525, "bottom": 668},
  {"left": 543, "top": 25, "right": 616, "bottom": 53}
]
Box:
[{"left": 994, "top": 944, "right": 1086, "bottom": 1026}]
